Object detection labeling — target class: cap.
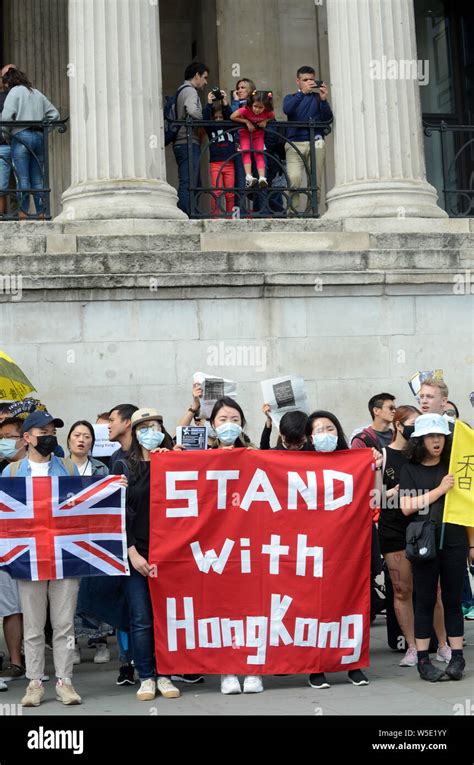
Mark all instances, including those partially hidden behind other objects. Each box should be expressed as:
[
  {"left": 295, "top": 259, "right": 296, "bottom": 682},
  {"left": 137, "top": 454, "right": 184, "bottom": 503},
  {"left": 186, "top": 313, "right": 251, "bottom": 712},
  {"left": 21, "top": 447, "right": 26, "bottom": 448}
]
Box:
[
  {"left": 22, "top": 411, "right": 64, "bottom": 432},
  {"left": 131, "top": 408, "right": 162, "bottom": 429},
  {"left": 411, "top": 413, "right": 451, "bottom": 438}
]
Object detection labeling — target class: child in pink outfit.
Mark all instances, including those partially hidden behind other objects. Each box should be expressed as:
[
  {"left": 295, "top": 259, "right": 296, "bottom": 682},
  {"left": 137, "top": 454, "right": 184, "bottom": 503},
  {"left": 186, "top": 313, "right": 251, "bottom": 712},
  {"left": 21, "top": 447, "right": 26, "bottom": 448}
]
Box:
[{"left": 231, "top": 90, "right": 275, "bottom": 188}]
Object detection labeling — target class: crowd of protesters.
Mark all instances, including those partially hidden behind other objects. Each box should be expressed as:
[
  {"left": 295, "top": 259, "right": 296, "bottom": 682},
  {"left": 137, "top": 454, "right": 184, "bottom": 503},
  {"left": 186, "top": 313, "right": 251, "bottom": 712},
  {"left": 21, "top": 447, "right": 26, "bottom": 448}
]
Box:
[
  {"left": 170, "top": 62, "right": 333, "bottom": 217},
  {"left": 0, "top": 374, "right": 472, "bottom": 705}
]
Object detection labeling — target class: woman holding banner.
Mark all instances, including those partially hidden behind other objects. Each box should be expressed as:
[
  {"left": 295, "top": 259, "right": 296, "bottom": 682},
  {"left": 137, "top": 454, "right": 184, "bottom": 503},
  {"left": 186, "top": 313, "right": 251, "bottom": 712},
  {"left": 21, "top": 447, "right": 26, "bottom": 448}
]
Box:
[
  {"left": 209, "top": 397, "right": 263, "bottom": 694},
  {"left": 399, "top": 413, "right": 467, "bottom": 682},
  {"left": 305, "top": 410, "right": 381, "bottom": 688},
  {"left": 118, "top": 408, "right": 182, "bottom": 702}
]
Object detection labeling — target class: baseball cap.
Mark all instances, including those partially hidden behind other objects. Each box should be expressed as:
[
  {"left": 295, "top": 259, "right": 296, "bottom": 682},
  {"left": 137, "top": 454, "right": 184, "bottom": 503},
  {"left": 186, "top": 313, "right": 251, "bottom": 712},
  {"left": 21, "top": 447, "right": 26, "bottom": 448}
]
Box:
[
  {"left": 22, "top": 411, "right": 64, "bottom": 432},
  {"left": 411, "top": 413, "right": 450, "bottom": 438},
  {"left": 131, "top": 408, "right": 162, "bottom": 429}
]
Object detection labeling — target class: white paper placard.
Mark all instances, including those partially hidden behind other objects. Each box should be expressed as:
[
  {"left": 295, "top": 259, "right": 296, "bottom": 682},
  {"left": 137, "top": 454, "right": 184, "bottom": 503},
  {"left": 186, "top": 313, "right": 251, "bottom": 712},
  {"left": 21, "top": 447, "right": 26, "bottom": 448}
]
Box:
[{"left": 91, "top": 424, "right": 121, "bottom": 457}]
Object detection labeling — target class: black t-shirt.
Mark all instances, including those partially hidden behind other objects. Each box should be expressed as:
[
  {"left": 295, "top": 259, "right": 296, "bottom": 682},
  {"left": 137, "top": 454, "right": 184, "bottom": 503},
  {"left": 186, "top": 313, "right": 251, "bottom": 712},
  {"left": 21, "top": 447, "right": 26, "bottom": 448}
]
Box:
[
  {"left": 398, "top": 461, "right": 467, "bottom": 548},
  {"left": 109, "top": 447, "right": 129, "bottom": 473},
  {"left": 378, "top": 447, "right": 411, "bottom": 549},
  {"left": 125, "top": 462, "right": 151, "bottom": 559},
  {"left": 374, "top": 429, "right": 393, "bottom": 449}
]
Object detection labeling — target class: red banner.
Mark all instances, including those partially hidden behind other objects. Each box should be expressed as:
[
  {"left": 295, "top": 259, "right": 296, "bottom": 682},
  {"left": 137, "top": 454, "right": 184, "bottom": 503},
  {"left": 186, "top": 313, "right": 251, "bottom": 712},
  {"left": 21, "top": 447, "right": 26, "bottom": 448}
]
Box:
[{"left": 149, "top": 448, "right": 374, "bottom": 675}]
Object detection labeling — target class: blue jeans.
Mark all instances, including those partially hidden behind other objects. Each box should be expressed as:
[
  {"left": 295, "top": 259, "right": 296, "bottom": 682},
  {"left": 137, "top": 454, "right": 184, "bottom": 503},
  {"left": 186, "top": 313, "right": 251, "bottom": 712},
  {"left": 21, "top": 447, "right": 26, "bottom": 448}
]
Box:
[
  {"left": 0, "top": 145, "right": 12, "bottom": 193},
  {"left": 11, "top": 129, "right": 45, "bottom": 213},
  {"left": 173, "top": 142, "right": 200, "bottom": 216},
  {"left": 123, "top": 566, "right": 156, "bottom": 679}
]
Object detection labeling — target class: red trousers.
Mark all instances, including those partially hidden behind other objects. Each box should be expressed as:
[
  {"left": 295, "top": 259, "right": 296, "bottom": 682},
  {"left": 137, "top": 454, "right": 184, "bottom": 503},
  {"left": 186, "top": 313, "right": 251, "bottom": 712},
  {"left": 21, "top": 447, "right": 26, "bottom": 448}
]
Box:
[{"left": 210, "top": 160, "right": 235, "bottom": 216}]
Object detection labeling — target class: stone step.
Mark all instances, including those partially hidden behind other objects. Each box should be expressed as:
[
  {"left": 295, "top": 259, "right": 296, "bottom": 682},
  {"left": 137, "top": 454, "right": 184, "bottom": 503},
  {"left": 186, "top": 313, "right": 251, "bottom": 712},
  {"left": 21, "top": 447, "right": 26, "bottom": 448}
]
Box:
[{"left": 0, "top": 248, "right": 466, "bottom": 277}]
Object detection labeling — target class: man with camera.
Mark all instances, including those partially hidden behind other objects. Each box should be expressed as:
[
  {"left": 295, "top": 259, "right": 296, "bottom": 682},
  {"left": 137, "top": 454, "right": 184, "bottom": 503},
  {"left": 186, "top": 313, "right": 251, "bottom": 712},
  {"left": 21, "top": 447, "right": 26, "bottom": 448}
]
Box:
[
  {"left": 283, "top": 66, "right": 333, "bottom": 212},
  {"left": 173, "top": 62, "right": 209, "bottom": 215}
]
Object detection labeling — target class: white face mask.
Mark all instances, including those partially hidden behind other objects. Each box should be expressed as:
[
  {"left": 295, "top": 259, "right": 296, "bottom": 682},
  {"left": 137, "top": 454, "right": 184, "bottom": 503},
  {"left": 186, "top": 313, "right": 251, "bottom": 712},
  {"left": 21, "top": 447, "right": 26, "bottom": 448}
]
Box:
[{"left": 215, "top": 423, "right": 242, "bottom": 445}]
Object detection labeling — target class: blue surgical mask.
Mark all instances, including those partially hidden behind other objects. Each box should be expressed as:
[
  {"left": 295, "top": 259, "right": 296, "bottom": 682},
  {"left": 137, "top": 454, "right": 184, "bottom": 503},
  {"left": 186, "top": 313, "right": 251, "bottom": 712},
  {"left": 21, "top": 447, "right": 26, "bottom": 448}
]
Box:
[
  {"left": 136, "top": 428, "right": 165, "bottom": 451},
  {"left": 0, "top": 438, "right": 20, "bottom": 460},
  {"left": 312, "top": 433, "right": 338, "bottom": 452},
  {"left": 215, "top": 423, "right": 242, "bottom": 445}
]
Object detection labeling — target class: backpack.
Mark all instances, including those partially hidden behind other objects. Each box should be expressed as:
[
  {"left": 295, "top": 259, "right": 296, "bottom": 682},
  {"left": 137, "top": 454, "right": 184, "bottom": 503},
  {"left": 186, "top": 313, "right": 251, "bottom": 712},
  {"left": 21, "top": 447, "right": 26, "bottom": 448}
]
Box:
[
  {"left": 164, "top": 84, "right": 192, "bottom": 146},
  {"left": 8, "top": 457, "right": 76, "bottom": 477},
  {"left": 351, "top": 429, "right": 380, "bottom": 450}
]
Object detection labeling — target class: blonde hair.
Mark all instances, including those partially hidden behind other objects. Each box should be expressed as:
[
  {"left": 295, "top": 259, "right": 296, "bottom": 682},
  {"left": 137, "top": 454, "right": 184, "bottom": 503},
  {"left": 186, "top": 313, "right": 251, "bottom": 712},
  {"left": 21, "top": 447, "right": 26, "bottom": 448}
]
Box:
[{"left": 420, "top": 377, "right": 449, "bottom": 398}]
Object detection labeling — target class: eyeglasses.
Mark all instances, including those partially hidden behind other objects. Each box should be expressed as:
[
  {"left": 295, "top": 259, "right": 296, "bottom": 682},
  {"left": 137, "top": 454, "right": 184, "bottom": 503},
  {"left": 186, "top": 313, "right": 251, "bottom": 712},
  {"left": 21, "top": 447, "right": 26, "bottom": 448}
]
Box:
[{"left": 444, "top": 409, "right": 456, "bottom": 418}]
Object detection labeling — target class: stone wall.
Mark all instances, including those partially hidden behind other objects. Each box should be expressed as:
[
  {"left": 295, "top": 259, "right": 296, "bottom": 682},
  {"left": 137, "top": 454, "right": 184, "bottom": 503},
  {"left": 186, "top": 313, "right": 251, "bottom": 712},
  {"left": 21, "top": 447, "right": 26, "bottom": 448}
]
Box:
[{"left": 1, "top": 218, "right": 472, "bottom": 443}]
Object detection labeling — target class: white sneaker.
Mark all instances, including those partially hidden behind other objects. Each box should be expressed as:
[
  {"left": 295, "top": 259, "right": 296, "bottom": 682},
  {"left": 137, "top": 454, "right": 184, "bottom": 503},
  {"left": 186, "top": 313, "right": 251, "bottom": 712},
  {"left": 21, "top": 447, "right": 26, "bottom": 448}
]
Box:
[
  {"left": 136, "top": 678, "right": 156, "bottom": 701},
  {"left": 0, "top": 679, "right": 8, "bottom": 692},
  {"left": 221, "top": 674, "right": 241, "bottom": 694},
  {"left": 93, "top": 644, "right": 110, "bottom": 664},
  {"left": 258, "top": 177, "right": 268, "bottom": 188},
  {"left": 243, "top": 675, "right": 264, "bottom": 693},
  {"left": 399, "top": 646, "right": 418, "bottom": 667},
  {"left": 435, "top": 644, "right": 452, "bottom": 663},
  {"left": 157, "top": 676, "right": 180, "bottom": 699},
  {"left": 73, "top": 646, "right": 81, "bottom": 665},
  {"left": 245, "top": 174, "right": 257, "bottom": 188}
]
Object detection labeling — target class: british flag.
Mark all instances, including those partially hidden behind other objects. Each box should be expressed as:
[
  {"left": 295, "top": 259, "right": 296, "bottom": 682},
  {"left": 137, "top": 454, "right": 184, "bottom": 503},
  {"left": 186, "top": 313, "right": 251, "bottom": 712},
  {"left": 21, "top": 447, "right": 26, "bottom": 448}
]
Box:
[{"left": 0, "top": 476, "right": 129, "bottom": 581}]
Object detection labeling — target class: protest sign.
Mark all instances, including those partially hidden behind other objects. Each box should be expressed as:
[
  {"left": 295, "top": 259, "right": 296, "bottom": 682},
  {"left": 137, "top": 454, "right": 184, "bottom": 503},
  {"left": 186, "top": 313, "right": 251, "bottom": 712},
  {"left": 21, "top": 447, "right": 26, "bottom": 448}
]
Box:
[{"left": 149, "top": 448, "right": 374, "bottom": 674}]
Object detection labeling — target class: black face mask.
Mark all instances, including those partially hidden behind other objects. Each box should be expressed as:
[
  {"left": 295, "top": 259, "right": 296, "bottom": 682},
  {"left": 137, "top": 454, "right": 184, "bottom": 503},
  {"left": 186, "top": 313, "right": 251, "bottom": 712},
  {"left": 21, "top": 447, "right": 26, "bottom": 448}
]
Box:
[
  {"left": 402, "top": 425, "right": 415, "bottom": 440},
  {"left": 34, "top": 435, "right": 58, "bottom": 456}
]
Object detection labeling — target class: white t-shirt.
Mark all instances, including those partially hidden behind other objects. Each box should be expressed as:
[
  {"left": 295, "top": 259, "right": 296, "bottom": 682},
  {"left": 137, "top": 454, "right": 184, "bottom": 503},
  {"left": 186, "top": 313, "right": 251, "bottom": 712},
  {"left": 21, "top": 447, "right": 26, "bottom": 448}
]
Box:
[
  {"left": 77, "top": 459, "right": 93, "bottom": 477},
  {"left": 28, "top": 459, "right": 50, "bottom": 476}
]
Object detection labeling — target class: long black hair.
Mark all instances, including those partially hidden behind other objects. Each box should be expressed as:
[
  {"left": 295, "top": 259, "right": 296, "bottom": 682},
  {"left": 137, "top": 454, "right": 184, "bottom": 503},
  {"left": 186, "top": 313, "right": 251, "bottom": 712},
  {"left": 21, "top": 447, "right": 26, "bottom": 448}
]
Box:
[
  {"left": 305, "top": 410, "right": 348, "bottom": 451},
  {"left": 210, "top": 396, "right": 251, "bottom": 447}
]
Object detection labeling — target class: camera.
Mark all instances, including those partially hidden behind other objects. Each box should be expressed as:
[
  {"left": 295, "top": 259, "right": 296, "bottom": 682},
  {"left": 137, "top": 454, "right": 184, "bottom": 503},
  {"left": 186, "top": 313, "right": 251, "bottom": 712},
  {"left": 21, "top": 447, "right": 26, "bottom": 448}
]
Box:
[
  {"left": 211, "top": 86, "right": 223, "bottom": 101},
  {"left": 311, "top": 80, "right": 324, "bottom": 91}
]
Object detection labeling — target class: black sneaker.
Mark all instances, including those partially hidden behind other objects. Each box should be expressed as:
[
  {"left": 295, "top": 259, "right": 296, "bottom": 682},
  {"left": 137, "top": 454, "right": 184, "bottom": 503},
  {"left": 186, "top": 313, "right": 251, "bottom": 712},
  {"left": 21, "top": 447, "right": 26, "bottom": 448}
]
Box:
[
  {"left": 445, "top": 655, "right": 465, "bottom": 681},
  {"left": 348, "top": 669, "right": 369, "bottom": 686},
  {"left": 417, "top": 659, "right": 446, "bottom": 682},
  {"left": 308, "top": 673, "right": 330, "bottom": 689},
  {"left": 116, "top": 663, "right": 136, "bottom": 686},
  {"left": 170, "top": 674, "right": 205, "bottom": 684},
  {"left": 0, "top": 664, "right": 25, "bottom": 681}
]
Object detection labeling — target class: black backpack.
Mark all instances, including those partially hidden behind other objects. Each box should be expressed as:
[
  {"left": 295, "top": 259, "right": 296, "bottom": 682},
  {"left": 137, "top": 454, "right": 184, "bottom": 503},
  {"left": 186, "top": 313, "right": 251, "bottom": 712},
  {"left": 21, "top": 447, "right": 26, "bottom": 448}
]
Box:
[{"left": 164, "top": 84, "right": 192, "bottom": 145}]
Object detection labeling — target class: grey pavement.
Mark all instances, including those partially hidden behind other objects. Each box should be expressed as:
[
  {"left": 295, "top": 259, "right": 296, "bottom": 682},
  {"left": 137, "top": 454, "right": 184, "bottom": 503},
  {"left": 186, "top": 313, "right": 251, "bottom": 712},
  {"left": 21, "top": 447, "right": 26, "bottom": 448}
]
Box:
[{"left": 0, "top": 617, "right": 473, "bottom": 717}]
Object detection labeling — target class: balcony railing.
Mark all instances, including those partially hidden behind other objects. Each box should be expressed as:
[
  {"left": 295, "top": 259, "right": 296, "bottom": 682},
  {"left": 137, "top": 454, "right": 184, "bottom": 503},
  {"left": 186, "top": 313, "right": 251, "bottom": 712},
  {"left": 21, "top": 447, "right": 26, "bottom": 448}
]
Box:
[
  {"left": 423, "top": 121, "right": 474, "bottom": 217},
  {"left": 170, "top": 117, "right": 333, "bottom": 218},
  {"left": 0, "top": 118, "right": 68, "bottom": 221}
]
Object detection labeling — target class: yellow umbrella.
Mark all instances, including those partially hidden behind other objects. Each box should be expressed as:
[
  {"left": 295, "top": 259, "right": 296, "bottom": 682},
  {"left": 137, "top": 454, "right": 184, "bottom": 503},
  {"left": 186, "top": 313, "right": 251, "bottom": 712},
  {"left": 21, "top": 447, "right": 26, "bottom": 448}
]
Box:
[{"left": 0, "top": 350, "right": 36, "bottom": 401}]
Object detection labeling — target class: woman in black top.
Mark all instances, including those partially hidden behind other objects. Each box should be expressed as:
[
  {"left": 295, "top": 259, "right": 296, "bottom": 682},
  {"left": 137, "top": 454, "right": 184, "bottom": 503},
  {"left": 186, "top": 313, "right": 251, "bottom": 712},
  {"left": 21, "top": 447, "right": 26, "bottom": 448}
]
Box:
[
  {"left": 399, "top": 413, "right": 468, "bottom": 682},
  {"left": 118, "top": 408, "right": 181, "bottom": 702}
]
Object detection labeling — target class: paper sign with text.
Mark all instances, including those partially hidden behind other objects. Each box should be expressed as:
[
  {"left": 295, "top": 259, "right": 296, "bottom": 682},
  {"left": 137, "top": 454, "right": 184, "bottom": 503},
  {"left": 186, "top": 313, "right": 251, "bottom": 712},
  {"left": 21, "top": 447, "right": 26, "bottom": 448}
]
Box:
[{"left": 149, "top": 448, "right": 374, "bottom": 674}]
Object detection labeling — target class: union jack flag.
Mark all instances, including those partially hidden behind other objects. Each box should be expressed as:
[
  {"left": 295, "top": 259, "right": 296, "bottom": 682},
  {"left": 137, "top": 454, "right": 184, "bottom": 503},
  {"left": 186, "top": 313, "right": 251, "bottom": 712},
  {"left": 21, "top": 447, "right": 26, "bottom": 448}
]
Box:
[{"left": 0, "top": 476, "right": 129, "bottom": 581}]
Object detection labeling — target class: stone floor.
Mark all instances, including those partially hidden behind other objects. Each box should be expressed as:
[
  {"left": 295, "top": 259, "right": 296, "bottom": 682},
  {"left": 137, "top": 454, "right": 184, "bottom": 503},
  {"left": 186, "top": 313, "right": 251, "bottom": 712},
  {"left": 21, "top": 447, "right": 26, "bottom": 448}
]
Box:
[{"left": 1, "top": 616, "right": 472, "bottom": 717}]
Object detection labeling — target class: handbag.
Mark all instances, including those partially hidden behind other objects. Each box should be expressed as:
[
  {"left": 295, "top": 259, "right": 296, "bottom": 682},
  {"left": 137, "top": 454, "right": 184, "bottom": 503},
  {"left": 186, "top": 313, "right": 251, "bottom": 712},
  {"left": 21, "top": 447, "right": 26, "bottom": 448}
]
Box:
[{"left": 405, "top": 518, "right": 437, "bottom": 562}]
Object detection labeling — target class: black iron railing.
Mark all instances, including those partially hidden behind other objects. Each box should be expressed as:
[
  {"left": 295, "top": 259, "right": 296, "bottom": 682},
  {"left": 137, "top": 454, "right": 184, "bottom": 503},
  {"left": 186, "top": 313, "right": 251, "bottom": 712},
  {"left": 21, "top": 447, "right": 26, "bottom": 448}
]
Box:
[
  {"left": 423, "top": 121, "right": 474, "bottom": 217},
  {"left": 0, "top": 118, "right": 68, "bottom": 220},
  {"left": 170, "top": 117, "right": 332, "bottom": 218}
]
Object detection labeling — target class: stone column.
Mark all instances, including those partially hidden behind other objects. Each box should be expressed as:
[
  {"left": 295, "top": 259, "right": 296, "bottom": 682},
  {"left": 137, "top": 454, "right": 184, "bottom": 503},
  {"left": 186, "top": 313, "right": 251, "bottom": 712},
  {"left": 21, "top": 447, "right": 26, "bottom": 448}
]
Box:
[
  {"left": 324, "top": 0, "right": 446, "bottom": 218},
  {"left": 56, "top": 0, "right": 184, "bottom": 221}
]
